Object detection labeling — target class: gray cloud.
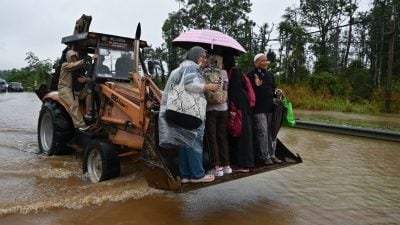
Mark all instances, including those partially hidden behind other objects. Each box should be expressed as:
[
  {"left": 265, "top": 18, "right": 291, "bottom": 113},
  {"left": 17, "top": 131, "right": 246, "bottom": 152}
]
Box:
[{"left": 0, "top": 0, "right": 369, "bottom": 70}]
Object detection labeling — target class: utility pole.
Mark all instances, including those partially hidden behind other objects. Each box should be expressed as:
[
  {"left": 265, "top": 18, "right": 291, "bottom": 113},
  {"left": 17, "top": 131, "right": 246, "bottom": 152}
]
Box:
[
  {"left": 385, "top": 1, "right": 395, "bottom": 113},
  {"left": 377, "top": 0, "right": 387, "bottom": 88}
]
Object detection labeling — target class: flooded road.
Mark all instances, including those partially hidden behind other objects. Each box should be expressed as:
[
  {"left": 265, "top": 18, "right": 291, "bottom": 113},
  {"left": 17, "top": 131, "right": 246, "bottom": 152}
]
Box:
[{"left": 0, "top": 92, "right": 399, "bottom": 225}]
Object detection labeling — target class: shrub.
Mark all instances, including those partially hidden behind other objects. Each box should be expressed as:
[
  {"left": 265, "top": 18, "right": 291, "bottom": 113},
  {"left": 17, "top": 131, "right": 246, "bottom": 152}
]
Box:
[
  {"left": 342, "top": 61, "right": 373, "bottom": 103},
  {"left": 308, "top": 72, "right": 345, "bottom": 96}
]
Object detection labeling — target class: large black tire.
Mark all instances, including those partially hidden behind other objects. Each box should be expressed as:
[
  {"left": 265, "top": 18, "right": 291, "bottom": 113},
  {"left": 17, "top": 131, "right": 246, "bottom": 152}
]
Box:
[
  {"left": 37, "top": 100, "right": 74, "bottom": 155},
  {"left": 83, "top": 140, "right": 120, "bottom": 182}
]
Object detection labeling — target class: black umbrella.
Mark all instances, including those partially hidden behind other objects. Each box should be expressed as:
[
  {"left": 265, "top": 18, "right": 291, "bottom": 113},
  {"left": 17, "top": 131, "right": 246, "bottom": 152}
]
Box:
[{"left": 271, "top": 99, "right": 286, "bottom": 139}]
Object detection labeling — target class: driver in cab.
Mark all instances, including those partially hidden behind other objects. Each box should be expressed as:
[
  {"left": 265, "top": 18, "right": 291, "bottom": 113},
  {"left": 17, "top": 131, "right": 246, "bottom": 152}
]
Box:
[{"left": 58, "top": 49, "right": 95, "bottom": 131}]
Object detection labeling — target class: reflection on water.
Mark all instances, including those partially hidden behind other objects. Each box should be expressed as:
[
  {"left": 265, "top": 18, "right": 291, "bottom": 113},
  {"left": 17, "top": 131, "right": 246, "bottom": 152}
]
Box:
[{"left": 0, "top": 92, "right": 399, "bottom": 225}]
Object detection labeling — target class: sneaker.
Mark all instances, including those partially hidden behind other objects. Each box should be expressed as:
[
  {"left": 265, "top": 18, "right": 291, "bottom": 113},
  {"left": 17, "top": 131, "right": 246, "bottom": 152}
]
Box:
[
  {"left": 191, "top": 174, "right": 215, "bottom": 183},
  {"left": 284, "top": 157, "right": 297, "bottom": 163},
  {"left": 264, "top": 158, "right": 274, "bottom": 165},
  {"left": 234, "top": 168, "right": 250, "bottom": 173},
  {"left": 223, "top": 166, "right": 232, "bottom": 174},
  {"left": 207, "top": 167, "right": 224, "bottom": 177},
  {"left": 271, "top": 157, "right": 282, "bottom": 164},
  {"left": 181, "top": 178, "right": 190, "bottom": 184},
  {"left": 78, "top": 125, "right": 90, "bottom": 131},
  {"left": 84, "top": 114, "right": 94, "bottom": 121}
]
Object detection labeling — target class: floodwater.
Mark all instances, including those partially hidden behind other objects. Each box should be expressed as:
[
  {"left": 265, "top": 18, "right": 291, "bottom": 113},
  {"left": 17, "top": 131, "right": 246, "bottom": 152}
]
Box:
[{"left": 0, "top": 92, "right": 399, "bottom": 225}]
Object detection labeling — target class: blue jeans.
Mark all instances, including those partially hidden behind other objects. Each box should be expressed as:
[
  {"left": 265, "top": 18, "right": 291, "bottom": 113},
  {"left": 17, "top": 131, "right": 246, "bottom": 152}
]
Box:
[{"left": 179, "top": 145, "right": 205, "bottom": 179}]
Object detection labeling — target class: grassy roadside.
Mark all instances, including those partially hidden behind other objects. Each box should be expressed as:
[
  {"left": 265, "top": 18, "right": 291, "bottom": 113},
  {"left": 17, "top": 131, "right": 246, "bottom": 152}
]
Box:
[
  {"left": 279, "top": 84, "right": 400, "bottom": 132},
  {"left": 281, "top": 84, "right": 400, "bottom": 114},
  {"left": 294, "top": 113, "right": 400, "bottom": 132}
]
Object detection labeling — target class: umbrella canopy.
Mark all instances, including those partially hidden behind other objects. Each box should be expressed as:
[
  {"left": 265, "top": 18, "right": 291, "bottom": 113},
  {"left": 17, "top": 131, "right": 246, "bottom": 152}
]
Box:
[{"left": 172, "top": 29, "right": 246, "bottom": 55}]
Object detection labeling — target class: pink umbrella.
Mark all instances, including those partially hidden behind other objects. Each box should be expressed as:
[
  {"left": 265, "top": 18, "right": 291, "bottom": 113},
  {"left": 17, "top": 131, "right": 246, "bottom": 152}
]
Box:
[{"left": 172, "top": 29, "right": 246, "bottom": 55}]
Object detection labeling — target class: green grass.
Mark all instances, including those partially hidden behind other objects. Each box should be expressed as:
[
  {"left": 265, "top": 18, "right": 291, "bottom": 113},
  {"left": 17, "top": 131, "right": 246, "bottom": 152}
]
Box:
[
  {"left": 278, "top": 84, "right": 400, "bottom": 131},
  {"left": 280, "top": 84, "right": 399, "bottom": 114},
  {"left": 293, "top": 96, "right": 381, "bottom": 114},
  {"left": 296, "top": 116, "right": 400, "bottom": 132}
]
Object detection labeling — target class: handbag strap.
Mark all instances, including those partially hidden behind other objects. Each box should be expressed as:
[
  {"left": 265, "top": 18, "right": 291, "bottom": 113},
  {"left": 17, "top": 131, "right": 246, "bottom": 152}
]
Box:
[{"left": 178, "top": 67, "right": 188, "bottom": 86}]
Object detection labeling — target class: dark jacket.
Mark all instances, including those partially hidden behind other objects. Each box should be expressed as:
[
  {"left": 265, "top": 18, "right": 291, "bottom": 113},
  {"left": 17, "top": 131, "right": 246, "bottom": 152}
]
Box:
[
  {"left": 247, "top": 68, "right": 276, "bottom": 113},
  {"left": 228, "top": 67, "right": 251, "bottom": 114}
]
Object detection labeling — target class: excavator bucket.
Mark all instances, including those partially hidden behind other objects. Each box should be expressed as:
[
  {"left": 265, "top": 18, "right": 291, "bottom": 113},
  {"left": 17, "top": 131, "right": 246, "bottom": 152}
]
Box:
[{"left": 141, "top": 112, "right": 302, "bottom": 192}]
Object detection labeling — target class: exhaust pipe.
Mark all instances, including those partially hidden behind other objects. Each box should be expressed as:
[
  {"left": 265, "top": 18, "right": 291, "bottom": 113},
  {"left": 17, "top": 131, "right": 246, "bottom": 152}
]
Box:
[{"left": 134, "top": 23, "right": 141, "bottom": 75}]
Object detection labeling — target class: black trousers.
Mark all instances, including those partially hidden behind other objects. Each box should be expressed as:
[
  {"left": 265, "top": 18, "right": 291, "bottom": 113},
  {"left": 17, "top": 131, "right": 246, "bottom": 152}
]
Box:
[
  {"left": 229, "top": 112, "right": 254, "bottom": 168},
  {"left": 205, "top": 110, "right": 230, "bottom": 167}
]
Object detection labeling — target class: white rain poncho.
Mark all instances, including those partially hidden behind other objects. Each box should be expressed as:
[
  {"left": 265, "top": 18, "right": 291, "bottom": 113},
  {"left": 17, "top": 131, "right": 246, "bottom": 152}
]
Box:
[{"left": 158, "top": 60, "right": 206, "bottom": 152}]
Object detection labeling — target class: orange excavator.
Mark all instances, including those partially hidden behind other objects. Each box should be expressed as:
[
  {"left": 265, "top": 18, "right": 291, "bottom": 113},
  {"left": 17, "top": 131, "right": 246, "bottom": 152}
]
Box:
[{"left": 35, "top": 16, "right": 302, "bottom": 192}]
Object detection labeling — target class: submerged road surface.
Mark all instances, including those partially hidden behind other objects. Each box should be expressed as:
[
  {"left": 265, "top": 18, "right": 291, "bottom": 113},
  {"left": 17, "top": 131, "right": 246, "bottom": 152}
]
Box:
[{"left": 0, "top": 92, "right": 399, "bottom": 225}]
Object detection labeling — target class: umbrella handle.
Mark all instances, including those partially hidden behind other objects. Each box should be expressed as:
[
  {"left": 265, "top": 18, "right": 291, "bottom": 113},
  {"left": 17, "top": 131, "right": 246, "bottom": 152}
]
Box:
[{"left": 276, "top": 89, "right": 284, "bottom": 100}]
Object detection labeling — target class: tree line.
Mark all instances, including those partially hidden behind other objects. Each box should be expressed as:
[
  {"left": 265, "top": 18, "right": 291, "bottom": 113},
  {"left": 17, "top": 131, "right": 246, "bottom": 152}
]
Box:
[
  {"left": 1, "top": 52, "right": 52, "bottom": 91},
  {"left": 2, "top": 0, "right": 399, "bottom": 113},
  {"left": 147, "top": 0, "right": 399, "bottom": 113}
]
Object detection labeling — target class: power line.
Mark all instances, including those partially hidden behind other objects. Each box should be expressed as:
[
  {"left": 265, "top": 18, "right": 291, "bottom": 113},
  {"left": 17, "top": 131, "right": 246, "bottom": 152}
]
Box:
[{"left": 261, "top": 13, "right": 400, "bottom": 42}]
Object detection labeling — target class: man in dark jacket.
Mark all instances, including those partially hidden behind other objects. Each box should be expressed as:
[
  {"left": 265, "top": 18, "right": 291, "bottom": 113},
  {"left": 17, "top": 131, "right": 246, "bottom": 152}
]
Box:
[{"left": 247, "top": 53, "right": 283, "bottom": 165}]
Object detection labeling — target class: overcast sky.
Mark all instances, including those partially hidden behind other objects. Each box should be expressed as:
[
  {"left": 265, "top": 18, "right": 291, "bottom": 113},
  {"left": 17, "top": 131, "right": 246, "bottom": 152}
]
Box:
[{"left": 0, "top": 0, "right": 371, "bottom": 70}]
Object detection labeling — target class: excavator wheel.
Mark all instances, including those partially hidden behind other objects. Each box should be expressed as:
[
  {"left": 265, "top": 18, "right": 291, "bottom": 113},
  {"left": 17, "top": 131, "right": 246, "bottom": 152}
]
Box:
[
  {"left": 37, "top": 99, "right": 74, "bottom": 155},
  {"left": 83, "top": 140, "right": 120, "bottom": 182}
]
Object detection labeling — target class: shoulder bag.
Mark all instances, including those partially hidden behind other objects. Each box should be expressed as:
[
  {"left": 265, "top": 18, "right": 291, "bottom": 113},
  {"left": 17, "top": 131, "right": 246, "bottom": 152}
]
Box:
[{"left": 165, "top": 68, "right": 207, "bottom": 129}]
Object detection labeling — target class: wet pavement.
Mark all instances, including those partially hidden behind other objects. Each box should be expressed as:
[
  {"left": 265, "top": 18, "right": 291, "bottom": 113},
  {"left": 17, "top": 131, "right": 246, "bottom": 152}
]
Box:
[{"left": 0, "top": 92, "right": 399, "bottom": 225}]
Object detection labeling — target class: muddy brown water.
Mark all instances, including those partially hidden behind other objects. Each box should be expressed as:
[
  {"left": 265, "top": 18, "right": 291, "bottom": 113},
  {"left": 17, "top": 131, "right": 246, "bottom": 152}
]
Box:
[{"left": 0, "top": 92, "right": 399, "bottom": 225}]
